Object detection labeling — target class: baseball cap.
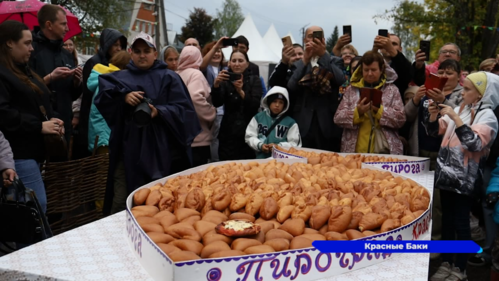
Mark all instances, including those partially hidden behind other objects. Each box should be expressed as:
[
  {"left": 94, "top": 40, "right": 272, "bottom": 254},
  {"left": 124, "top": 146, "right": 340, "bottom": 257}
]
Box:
[{"left": 131, "top": 32, "right": 156, "bottom": 49}]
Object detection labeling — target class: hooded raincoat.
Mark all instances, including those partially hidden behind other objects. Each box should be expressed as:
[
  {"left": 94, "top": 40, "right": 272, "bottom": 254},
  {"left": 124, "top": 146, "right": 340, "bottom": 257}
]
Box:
[
  {"left": 79, "top": 29, "right": 127, "bottom": 153},
  {"left": 95, "top": 60, "right": 201, "bottom": 214},
  {"left": 245, "top": 86, "right": 301, "bottom": 158},
  {"left": 177, "top": 46, "right": 216, "bottom": 147},
  {"left": 426, "top": 72, "right": 499, "bottom": 196},
  {"left": 334, "top": 65, "right": 406, "bottom": 154}
]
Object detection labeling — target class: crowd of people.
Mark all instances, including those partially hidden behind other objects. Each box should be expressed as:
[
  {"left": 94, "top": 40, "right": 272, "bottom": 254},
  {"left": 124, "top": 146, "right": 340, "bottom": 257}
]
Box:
[{"left": 2, "top": 3, "right": 499, "bottom": 280}]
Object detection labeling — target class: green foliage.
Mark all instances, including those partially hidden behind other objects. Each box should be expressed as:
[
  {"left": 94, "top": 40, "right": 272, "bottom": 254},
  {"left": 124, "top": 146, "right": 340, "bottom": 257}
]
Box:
[
  {"left": 326, "top": 26, "right": 339, "bottom": 53},
  {"left": 213, "top": 0, "right": 244, "bottom": 38},
  {"left": 375, "top": 0, "right": 499, "bottom": 68},
  {"left": 180, "top": 8, "right": 214, "bottom": 47}
]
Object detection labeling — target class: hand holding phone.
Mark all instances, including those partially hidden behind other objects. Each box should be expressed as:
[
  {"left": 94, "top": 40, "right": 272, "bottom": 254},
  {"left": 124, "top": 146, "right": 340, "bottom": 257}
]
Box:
[
  {"left": 313, "top": 30, "right": 324, "bottom": 40},
  {"left": 227, "top": 72, "right": 242, "bottom": 81},
  {"left": 222, "top": 38, "right": 238, "bottom": 47},
  {"left": 282, "top": 36, "right": 292, "bottom": 47},
  {"left": 378, "top": 29, "right": 388, "bottom": 37},
  {"left": 419, "top": 40, "right": 431, "bottom": 61},
  {"left": 343, "top": 25, "right": 352, "bottom": 43}
]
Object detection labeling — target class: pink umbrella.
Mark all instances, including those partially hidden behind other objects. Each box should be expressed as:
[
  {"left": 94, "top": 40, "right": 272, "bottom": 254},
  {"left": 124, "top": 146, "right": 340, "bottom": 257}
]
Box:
[{"left": 0, "top": 0, "right": 82, "bottom": 41}]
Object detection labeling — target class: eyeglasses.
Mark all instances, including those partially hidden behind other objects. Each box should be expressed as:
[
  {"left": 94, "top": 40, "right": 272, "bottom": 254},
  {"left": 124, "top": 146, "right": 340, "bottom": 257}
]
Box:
[{"left": 439, "top": 50, "right": 458, "bottom": 55}]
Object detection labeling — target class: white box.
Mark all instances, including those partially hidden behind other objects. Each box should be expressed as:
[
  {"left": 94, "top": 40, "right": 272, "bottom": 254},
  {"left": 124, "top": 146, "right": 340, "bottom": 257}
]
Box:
[{"left": 126, "top": 158, "right": 432, "bottom": 281}]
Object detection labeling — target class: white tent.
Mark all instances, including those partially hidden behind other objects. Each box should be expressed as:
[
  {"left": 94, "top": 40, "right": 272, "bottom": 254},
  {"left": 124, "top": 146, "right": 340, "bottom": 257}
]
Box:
[
  {"left": 222, "top": 14, "right": 280, "bottom": 85},
  {"left": 263, "top": 24, "right": 283, "bottom": 59}
]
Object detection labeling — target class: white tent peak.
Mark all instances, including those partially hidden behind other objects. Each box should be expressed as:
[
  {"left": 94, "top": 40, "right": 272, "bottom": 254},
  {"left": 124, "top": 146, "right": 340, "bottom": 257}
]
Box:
[
  {"left": 222, "top": 13, "right": 280, "bottom": 63},
  {"left": 263, "top": 24, "right": 283, "bottom": 59}
]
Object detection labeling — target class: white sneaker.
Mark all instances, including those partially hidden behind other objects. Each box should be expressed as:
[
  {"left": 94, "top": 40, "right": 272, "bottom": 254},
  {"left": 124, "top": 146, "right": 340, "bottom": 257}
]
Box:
[
  {"left": 430, "top": 262, "right": 452, "bottom": 281},
  {"left": 444, "top": 266, "right": 467, "bottom": 281},
  {"left": 471, "top": 226, "right": 486, "bottom": 242}
]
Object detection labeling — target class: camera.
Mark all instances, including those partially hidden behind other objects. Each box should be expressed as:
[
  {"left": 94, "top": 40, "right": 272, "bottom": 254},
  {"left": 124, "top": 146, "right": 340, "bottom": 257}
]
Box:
[{"left": 134, "top": 97, "right": 153, "bottom": 127}]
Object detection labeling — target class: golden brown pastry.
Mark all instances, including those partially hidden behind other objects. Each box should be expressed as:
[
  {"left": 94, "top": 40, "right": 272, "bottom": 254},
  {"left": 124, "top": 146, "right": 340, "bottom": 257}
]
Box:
[
  {"left": 175, "top": 208, "right": 200, "bottom": 222},
  {"left": 200, "top": 241, "right": 231, "bottom": 258},
  {"left": 265, "top": 229, "right": 294, "bottom": 242},
  {"left": 344, "top": 229, "right": 364, "bottom": 240},
  {"left": 141, "top": 223, "right": 164, "bottom": 233},
  {"left": 211, "top": 188, "right": 232, "bottom": 211},
  {"left": 260, "top": 197, "right": 279, "bottom": 220},
  {"left": 168, "top": 250, "right": 201, "bottom": 262},
  {"left": 279, "top": 218, "right": 305, "bottom": 237},
  {"left": 133, "top": 188, "right": 151, "bottom": 206},
  {"left": 156, "top": 243, "right": 181, "bottom": 255},
  {"left": 290, "top": 237, "right": 313, "bottom": 249},
  {"left": 147, "top": 232, "right": 175, "bottom": 244},
  {"left": 304, "top": 228, "right": 320, "bottom": 234},
  {"left": 231, "top": 238, "right": 262, "bottom": 251},
  {"left": 380, "top": 219, "right": 401, "bottom": 233},
  {"left": 244, "top": 245, "right": 276, "bottom": 254},
  {"left": 230, "top": 193, "right": 249, "bottom": 212},
  {"left": 276, "top": 205, "right": 294, "bottom": 223},
  {"left": 358, "top": 213, "right": 387, "bottom": 231},
  {"left": 136, "top": 216, "right": 160, "bottom": 226},
  {"left": 325, "top": 231, "right": 348, "bottom": 241},
  {"left": 245, "top": 193, "right": 264, "bottom": 216},
  {"left": 264, "top": 238, "right": 290, "bottom": 251},
  {"left": 229, "top": 213, "right": 255, "bottom": 222},
  {"left": 194, "top": 221, "right": 217, "bottom": 237},
  {"left": 166, "top": 224, "right": 202, "bottom": 241},
  {"left": 131, "top": 205, "right": 159, "bottom": 217},
  {"left": 169, "top": 240, "right": 204, "bottom": 255},
  {"left": 209, "top": 250, "right": 245, "bottom": 258},
  {"left": 328, "top": 206, "right": 352, "bottom": 233},
  {"left": 309, "top": 206, "right": 331, "bottom": 230},
  {"left": 184, "top": 187, "right": 206, "bottom": 212}
]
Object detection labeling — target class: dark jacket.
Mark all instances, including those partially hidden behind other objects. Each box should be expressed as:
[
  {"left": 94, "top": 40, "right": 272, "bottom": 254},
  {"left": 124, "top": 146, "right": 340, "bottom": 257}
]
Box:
[
  {"left": 268, "top": 61, "right": 295, "bottom": 90},
  {"left": 0, "top": 63, "right": 55, "bottom": 162},
  {"left": 95, "top": 60, "right": 200, "bottom": 214},
  {"left": 287, "top": 53, "right": 345, "bottom": 151},
  {"left": 211, "top": 68, "right": 262, "bottom": 160},
  {"left": 29, "top": 31, "right": 81, "bottom": 143},
  {"left": 249, "top": 62, "right": 260, "bottom": 76},
  {"left": 79, "top": 29, "right": 127, "bottom": 154},
  {"left": 389, "top": 51, "right": 413, "bottom": 99}
]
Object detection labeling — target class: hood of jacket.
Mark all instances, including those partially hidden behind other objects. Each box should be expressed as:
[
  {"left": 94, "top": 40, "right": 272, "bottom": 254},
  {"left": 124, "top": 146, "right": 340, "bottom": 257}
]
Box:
[
  {"left": 473, "top": 72, "right": 499, "bottom": 111},
  {"left": 350, "top": 61, "right": 398, "bottom": 88},
  {"left": 98, "top": 28, "right": 127, "bottom": 63},
  {"left": 262, "top": 86, "right": 290, "bottom": 118},
  {"left": 177, "top": 46, "right": 202, "bottom": 71},
  {"left": 159, "top": 45, "right": 175, "bottom": 62}
]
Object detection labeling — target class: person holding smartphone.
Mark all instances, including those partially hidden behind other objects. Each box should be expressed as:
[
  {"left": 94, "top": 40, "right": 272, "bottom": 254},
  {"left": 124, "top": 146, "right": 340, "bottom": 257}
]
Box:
[
  {"left": 211, "top": 51, "right": 263, "bottom": 160},
  {"left": 426, "top": 72, "right": 499, "bottom": 281},
  {"left": 268, "top": 43, "right": 304, "bottom": 89},
  {"left": 287, "top": 25, "right": 345, "bottom": 152}
]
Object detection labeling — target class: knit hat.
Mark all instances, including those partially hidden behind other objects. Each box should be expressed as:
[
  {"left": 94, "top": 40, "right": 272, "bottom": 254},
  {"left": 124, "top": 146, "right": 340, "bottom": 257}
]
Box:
[
  {"left": 466, "top": 72, "right": 487, "bottom": 96},
  {"left": 267, "top": 93, "right": 287, "bottom": 107}
]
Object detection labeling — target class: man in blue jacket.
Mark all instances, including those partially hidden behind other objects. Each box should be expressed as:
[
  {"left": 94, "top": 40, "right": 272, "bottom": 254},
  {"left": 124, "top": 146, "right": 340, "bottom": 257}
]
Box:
[{"left": 95, "top": 32, "right": 201, "bottom": 214}]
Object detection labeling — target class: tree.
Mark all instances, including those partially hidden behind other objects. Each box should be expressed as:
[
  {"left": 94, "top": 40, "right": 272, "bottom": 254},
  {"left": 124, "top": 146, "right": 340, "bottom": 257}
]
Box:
[
  {"left": 375, "top": 0, "right": 499, "bottom": 68},
  {"left": 326, "top": 26, "right": 339, "bottom": 53},
  {"left": 213, "top": 0, "right": 244, "bottom": 38},
  {"left": 180, "top": 8, "right": 214, "bottom": 47}
]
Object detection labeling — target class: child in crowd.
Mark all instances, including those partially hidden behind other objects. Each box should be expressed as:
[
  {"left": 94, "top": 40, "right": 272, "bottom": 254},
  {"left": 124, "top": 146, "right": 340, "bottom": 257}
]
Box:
[
  {"left": 245, "top": 86, "right": 301, "bottom": 158},
  {"left": 427, "top": 72, "right": 499, "bottom": 281}
]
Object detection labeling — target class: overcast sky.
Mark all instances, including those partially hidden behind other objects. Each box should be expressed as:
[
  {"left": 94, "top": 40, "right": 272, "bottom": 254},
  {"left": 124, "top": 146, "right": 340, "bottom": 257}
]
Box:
[{"left": 163, "top": 0, "right": 422, "bottom": 59}]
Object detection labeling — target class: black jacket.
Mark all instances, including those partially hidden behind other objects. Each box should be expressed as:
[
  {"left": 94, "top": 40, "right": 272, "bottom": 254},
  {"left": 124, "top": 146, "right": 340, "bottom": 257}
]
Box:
[
  {"left": 211, "top": 68, "right": 262, "bottom": 160},
  {"left": 29, "top": 31, "right": 82, "bottom": 143},
  {"left": 287, "top": 53, "right": 345, "bottom": 148},
  {"left": 389, "top": 51, "right": 413, "bottom": 99},
  {"left": 268, "top": 61, "right": 295, "bottom": 89},
  {"left": 0, "top": 63, "right": 55, "bottom": 162},
  {"left": 78, "top": 29, "right": 127, "bottom": 154}
]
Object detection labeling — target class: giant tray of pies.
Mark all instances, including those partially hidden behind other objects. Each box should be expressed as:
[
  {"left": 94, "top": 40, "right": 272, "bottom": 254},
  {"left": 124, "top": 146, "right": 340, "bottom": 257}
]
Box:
[{"left": 125, "top": 157, "right": 432, "bottom": 281}]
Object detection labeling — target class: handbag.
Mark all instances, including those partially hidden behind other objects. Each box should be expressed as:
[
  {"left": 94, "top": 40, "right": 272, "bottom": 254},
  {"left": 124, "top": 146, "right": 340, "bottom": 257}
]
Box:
[
  {"left": 40, "top": 105, "right": 68, "bottom": 160},
  {"left": 0, "top": 178, "right": 53, "bottom": 244},
  {"left": 368, "top": 111, "right": 390, "bottom": 154}
]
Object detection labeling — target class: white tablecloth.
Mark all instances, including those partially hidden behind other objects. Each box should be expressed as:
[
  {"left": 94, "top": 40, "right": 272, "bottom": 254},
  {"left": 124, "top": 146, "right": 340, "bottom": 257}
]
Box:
[{"left": 0, "top": 172, "right": 434, "bottom": 281}]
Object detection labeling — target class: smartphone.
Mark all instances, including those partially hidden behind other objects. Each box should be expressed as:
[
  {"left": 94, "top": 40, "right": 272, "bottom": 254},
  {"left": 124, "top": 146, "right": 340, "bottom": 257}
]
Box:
[
  {"left": 222, "top": 38, "right": 238, "bottom": 47},
  {"left": 313, "top": 30, "right": 324, "bottom": 40},
  {"left": 281, "top": 36, "right": 292, "bottom": 47},
  {"left": 378, "top": 29, "right": 388, "bottom": 37},
  {"left": 419, "top": 40, "right": 431, "bottom": 61},
  {"left": 227, "top": 72, "right": 242, "bottom": 81},
  {"left": 343, "top": 25, "right": 352, "bottom": 43}
]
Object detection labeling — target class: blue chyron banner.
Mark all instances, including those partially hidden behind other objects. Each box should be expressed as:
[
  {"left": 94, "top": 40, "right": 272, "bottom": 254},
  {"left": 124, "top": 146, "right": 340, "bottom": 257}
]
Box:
[{"left": 312, "top": 241, "right": 482, "bottom": 254}]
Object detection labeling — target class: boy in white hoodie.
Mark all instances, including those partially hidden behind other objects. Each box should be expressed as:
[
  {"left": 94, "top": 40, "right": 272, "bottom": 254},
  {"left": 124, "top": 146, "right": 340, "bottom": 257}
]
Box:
[{"left": 245, "top": 86, "right": 301, "bottom": 158}]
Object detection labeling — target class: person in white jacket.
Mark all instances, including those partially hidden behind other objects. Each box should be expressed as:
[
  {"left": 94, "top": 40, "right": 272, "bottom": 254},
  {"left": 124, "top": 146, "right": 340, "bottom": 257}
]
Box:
[
  {"left": 245, "top": 86, "right": 301, "bottom": 158},
  {"left": 0, "top": 130, "right": 16, "bottom": 187}
]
